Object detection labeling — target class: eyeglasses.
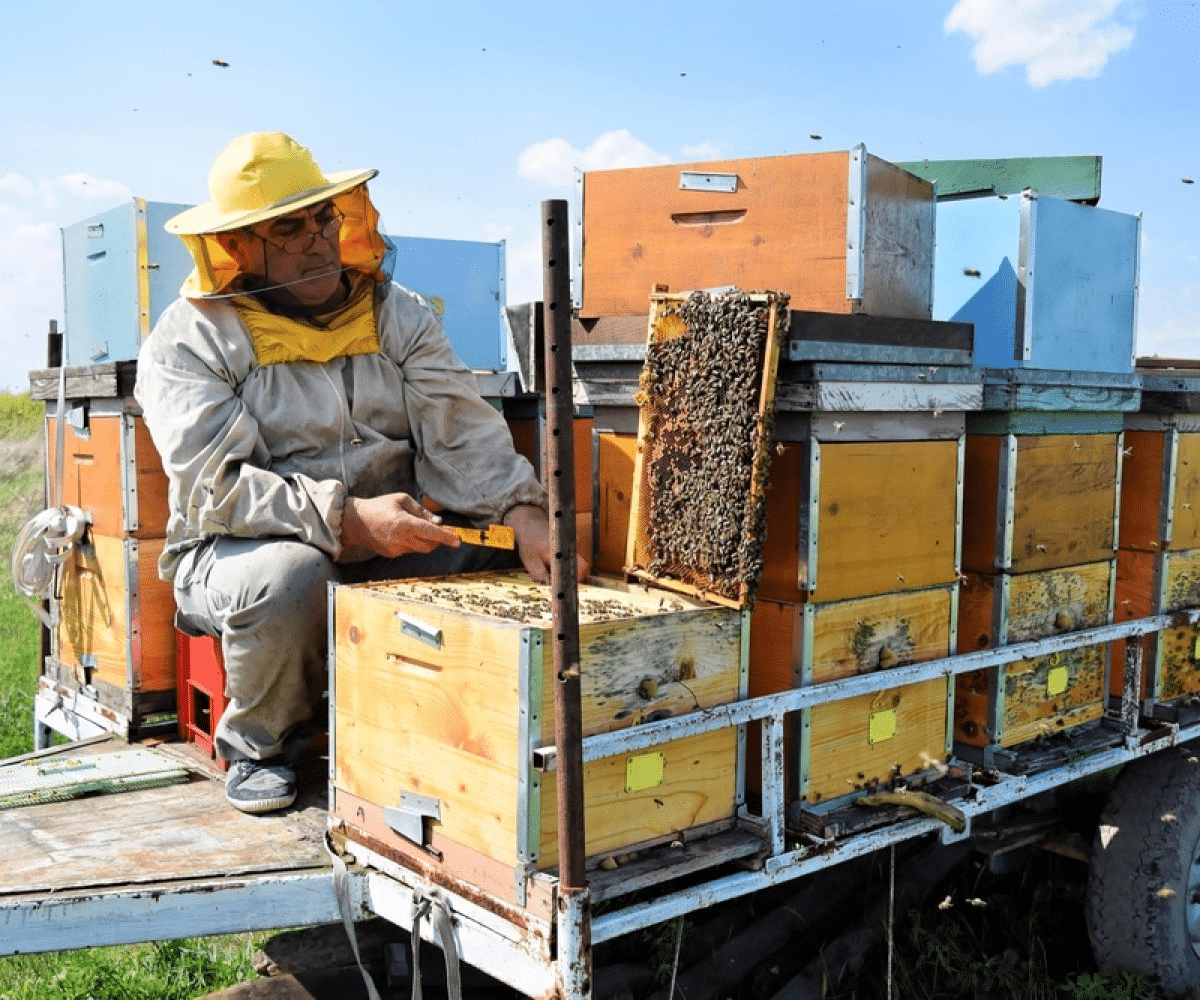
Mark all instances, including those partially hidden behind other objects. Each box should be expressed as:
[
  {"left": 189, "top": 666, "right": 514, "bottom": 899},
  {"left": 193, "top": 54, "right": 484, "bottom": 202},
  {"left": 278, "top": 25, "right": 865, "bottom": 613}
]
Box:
[{"left": 254, "top": 203, "right": 343, "bottom": 254}]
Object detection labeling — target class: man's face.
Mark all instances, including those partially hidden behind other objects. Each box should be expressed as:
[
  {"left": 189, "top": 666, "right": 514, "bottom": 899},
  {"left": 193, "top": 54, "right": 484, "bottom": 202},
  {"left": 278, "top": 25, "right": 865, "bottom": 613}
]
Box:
[{"left": 224, "top": 201, "right": 345, "bottom": 308}]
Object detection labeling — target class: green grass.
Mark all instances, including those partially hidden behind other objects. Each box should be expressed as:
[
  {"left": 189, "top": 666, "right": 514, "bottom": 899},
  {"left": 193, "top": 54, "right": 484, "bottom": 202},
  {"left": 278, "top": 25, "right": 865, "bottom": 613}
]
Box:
[
  {"left": 0, "top": 937, "right": 261, "bottom": 1000},
  {"left": 0, "top": 393, "right": 41, "bottom": 441},
  {"left": 0, "top": 394, "right": 44, "bottom": 759}
]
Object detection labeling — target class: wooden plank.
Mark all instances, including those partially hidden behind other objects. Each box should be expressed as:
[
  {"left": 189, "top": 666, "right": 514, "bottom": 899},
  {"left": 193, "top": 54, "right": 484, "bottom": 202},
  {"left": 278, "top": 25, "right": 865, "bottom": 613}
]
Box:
[
  {"left": 980, "top": 381, "right": 1140, "bottom": 413},
  {"left": 805, "top": 587, "right": 955, "bottom": 684},
  {"left": 961, "top": 434, "right": 1003, "bottom": 576},
  {"left": 810, "top": 440, "right": 960, "bottom": 602},
  {"left": 1119, "top": 429, "right": 1169, "bottom": 551},
  {"left": 1010, "top": 435, "right": 1118, "bottom": 572},
  {"left": 29, "top": 362, "right": 139, "bottom": 402},
  {"left": 581, "top": 152, "right": 853, "bottom": 317},
  {"left": 574, "top": 310, "right": 972, "bottom": 354},
  {"left": 802, "top": 381, "right": 982, "bottom": 413},
  {"left": 0, "top": 749, "right": 328, "bottom": 897},
  {"left": 757, "top": 444, "right": 807, "bottom": 603},
  {"left": 596, "top": 433, "right": 636, "bottom": 574},
  {"left": 746, "top": 598, "right": 799, "bottom": 797},
  {"left": 537, "top": 728, "right": 739, "bottom": 869},
  {"left": 787, "top": 311, "right": 971, "bottom": 351},
  {"left": 0, "top": 872, "right": 343, "bottom": 957},
  {"left": 1112, "top": 549, "right": 1154, "bottom": 700},
  {"left": 895, "top": 155, "right": 1102, "bottom": 202},
  {"left": 861, "top": 154, "right": 937, "bottom": 318},
  {"left": 967, "top": 410, "right": 1126, "bottom": 435}
]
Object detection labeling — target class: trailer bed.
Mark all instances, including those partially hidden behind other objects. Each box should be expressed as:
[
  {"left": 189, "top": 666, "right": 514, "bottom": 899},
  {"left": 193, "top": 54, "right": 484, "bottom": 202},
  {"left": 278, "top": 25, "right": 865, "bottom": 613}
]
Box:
[{"left": 0, "top": 737, "right": 349, "bottom": 955}]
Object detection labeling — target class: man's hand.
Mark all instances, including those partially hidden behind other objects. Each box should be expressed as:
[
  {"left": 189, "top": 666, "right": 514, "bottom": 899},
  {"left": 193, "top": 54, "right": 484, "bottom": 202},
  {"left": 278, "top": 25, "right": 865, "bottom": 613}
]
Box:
[
  {"left": 342, "top": 493, "right": 461, "bottom": 557},
  {"left": 503, "top": 503, "right": 590, "bottom": 585}
]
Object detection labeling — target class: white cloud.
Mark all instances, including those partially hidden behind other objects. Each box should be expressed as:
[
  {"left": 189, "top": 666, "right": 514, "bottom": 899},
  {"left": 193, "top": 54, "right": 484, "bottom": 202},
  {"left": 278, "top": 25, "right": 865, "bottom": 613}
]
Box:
[
  {"left": 679, "top": 142, "right": 727, "bottom": 162},
  {"left": 0, "top": 172, "right": 132, "bottom": 392},
  {"left": 517, "top": 129, "right": 671, "bottom": 186},
  {"left": 945, "top": 0, "right": 1137, "bottom": 86}
]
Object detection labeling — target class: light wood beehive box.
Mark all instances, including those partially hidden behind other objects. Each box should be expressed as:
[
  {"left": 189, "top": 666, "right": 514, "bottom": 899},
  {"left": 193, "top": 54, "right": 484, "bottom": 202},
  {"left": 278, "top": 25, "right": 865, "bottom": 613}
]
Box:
[
  {"left": 331, "top": 571, "right": 745, "bottom": 905},
  {"left": 956, "top": 560, "right": 1114, "bottom": 748}
]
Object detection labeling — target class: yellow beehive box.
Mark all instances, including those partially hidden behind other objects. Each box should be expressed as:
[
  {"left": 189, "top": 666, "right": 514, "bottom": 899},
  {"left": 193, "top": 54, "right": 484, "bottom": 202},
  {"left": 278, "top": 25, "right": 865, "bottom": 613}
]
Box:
[
  {"left": 330, "top": 571, "right": 745, "bottom": 905},
  {"left": 798, "top": 586, "right": 955, "bottom": 804},
  {"left": 962, "top": 432, "right": 1120, "bottom": 574},
  {"left": 955, "top": 560, "right": 1114, "bottom": 748}
]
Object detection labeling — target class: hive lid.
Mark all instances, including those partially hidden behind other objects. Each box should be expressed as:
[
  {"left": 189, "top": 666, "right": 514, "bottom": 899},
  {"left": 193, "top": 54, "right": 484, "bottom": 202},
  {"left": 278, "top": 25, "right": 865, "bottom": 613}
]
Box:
[{"left": 625, "top": 288, "right": 788, "bottom": 609}]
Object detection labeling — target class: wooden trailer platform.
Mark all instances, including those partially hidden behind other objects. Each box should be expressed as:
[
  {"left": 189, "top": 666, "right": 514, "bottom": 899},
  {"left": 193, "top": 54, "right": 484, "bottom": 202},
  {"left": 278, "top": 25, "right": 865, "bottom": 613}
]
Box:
[{"left": 0, "top": 736, "right": 361, "bottom": 955}]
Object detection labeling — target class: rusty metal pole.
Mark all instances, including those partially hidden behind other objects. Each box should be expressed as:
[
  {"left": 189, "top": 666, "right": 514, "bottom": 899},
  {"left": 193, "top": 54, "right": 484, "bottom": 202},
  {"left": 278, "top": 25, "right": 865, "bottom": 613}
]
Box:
[{"left": 541, "top": 199, "right": 591, "bottom": 1000}]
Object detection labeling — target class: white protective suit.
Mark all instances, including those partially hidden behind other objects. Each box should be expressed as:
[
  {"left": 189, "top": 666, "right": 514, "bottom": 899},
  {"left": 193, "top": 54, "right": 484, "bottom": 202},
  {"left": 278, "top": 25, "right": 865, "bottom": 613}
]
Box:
[{"left": 135, "top": 280, "right": 545, "bottom": 761}]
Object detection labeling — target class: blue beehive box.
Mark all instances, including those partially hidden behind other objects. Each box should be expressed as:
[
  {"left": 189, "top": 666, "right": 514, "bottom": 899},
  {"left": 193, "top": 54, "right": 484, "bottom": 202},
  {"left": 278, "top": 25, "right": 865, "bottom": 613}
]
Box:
[
  {"left": 389, "top": 236, "right": 506, "bottom": 372},
  {"left": 61, "top": 199, "right": 195, "bottom": 366},
  {"left": 933, "top": 191, "right": 1140, "bottom": 374}
]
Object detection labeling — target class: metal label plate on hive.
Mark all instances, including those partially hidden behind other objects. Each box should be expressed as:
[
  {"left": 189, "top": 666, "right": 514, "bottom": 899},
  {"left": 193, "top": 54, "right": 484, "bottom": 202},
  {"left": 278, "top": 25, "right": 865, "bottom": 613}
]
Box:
[{"left": 678, "top": 171, "right": 739, "bottom": 193}]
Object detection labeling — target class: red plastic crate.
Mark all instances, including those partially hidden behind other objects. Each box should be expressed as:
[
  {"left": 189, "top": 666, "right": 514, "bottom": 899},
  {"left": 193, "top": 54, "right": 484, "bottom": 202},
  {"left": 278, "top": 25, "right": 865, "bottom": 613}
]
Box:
[{"left": 175, "top": 632, "right": 228, "bottom": 770}]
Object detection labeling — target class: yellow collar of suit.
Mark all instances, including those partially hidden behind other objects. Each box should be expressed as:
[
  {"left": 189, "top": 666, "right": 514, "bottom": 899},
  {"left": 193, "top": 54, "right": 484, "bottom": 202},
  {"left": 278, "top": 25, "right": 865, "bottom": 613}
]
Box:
[{"left": 234, "top": 278, "right": 380, "bottom": 366}]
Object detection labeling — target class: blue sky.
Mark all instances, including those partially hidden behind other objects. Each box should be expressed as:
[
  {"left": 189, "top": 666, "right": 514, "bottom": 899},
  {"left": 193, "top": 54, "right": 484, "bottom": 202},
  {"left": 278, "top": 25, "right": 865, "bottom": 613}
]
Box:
[{"left": 0, "top": 0, "right": 1195, "bottom": 390}]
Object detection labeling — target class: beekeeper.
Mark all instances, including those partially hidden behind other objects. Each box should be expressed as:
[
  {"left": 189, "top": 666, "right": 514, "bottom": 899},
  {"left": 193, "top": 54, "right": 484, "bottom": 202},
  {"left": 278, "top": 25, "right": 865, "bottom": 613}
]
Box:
[{"left": 136, "top": 132, "right": 569, "bottom": 814}]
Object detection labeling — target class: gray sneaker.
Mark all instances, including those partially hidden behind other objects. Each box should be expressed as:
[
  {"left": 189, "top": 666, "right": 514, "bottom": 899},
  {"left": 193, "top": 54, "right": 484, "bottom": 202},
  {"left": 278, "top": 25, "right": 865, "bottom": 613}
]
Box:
[{"left": 225, "top": 758, "right": 297, "bottom": 814}]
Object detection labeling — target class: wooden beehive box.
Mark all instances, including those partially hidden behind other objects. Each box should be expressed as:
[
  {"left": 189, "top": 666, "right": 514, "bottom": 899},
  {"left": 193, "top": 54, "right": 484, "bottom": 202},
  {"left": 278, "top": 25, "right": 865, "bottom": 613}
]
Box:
[
  {"left": 1119, "top": 418, "right": 1200, "bottom": 553},
  {"left": 46, "top": 533, "right": 177, "bottom": 733},
  {"left": 799, "top": 586, "right": 955, "bottom": 805},
  {"left": 955, "top": 560, "right": 1114, "bottom": 748},
  {"left": 330, "top": 572, "right": 745, "bottom": 904},
  {"left": 45, "top": 403, "right": 170, "bottom": 537},
  {"left": 1114, "top": 548, "right": 1200, "bottom": 703},
  {"left": 579, "top": 146, "right": 934, "bottom": 319},
  {"left": 961, "top": 428, "right": 1121, "bottom": 574}
]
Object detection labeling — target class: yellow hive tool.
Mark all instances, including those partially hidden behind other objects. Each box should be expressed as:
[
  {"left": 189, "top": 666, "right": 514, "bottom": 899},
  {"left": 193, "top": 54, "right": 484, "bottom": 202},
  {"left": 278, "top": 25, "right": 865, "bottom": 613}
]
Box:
[{"left": 445, "top": 524, "right": 516, "bottom": 549}]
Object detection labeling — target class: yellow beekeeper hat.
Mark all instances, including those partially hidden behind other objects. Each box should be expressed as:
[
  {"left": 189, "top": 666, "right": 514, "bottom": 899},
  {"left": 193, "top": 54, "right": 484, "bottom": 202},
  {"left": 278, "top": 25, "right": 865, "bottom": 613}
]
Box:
[{"left": 166, "top": 132, "right": 377, "bottom": 236}]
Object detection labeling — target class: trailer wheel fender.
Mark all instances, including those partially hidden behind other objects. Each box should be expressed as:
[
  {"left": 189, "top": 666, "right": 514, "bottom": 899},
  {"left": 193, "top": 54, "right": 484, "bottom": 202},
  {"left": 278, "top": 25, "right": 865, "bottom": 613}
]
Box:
[{"left": 1086, "top": 745, "right": 1200, "bottom": 998}]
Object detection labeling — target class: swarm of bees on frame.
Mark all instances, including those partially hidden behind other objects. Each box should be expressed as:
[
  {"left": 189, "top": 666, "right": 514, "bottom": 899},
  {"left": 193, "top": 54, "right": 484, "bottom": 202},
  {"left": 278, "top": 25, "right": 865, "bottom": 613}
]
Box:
[{"left": 635, "top": 289, "right": 786, "bottom": 602}]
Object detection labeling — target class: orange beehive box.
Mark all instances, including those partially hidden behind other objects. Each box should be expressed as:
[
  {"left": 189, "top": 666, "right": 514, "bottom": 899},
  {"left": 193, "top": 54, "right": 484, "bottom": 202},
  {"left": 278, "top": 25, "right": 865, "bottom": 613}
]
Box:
[
  {"left": 45, "top": 405, "right": 169, "bottom": 538},
  {"left": 47, "top": 533, "right": 177, "bottom": 732},
  {"left": 580, "top": 146, "right": 934, "bottom": 320}
]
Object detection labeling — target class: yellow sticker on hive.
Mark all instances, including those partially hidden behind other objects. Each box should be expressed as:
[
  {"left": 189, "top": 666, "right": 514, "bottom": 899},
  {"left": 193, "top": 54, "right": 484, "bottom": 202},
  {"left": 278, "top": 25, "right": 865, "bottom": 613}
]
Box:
[
  {"left": 625, "top": 752, "right": 665, "bottom": 793},
  {"left": 1046, "top": 664, "right": 1069, "bottom": 697},
  {"left": 1193, "top": 635, "right": 1200, "bottom": 661},
  {"left": 869, "top": 708, "right": 898, "bottom": 745}
]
